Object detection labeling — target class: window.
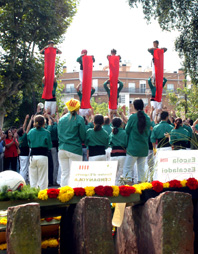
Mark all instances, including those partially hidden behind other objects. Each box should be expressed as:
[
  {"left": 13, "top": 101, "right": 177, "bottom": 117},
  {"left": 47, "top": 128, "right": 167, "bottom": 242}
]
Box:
[
  {"left": 139, "top": 80, "right": 146, "bottom": 93},
  {"left": 119, "top": 94, "right": 126, "bottom": 104},
  {"left": 92, "top": 79, "right": 98, "bottom": 92},
  {"left": 167, "top": 84, "right": 174, "bottom": 91},
  {"left": 128, "top": 83, "right": 136, "bottom": 93},
  {"left": 66, "top": 84, "right": 74, "bottom": 93}
]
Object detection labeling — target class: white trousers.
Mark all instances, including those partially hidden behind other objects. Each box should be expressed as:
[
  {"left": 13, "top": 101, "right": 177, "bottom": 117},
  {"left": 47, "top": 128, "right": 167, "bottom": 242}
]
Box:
[
  {"left": 19, "top": 156, "right": 29, "bottom": 184},
  {"left": 106, "top": 148, "right": 112, "bottom": 161},
  {"left": 58, "top": 150, "right": 82, "bottom": 187},
  {"left": 89, "top": 154, "right": 107, "bottom": 161},
  {"left": 56, "top": 165, "right": 61, "bottom": 185},
  {"left": 150, "top": 100, "right": 162, "bottom": 121},
  {"left": 51, "top": 147, "right": 59, "bottom": 185},
  {"left": 44, "top": 101, "right": 56, "bottom": 115},
  {"left": 79, "top": 108, "right": 91, "bottom": 117},
  {"left": 110, "top": 156, "right": 126, "bottom": 186},
  {"left": 29, "top": 156, "right": 48, "bottom": 190},
  {"left": 79, "top": 70, "right": 83, "bottom": 83}
]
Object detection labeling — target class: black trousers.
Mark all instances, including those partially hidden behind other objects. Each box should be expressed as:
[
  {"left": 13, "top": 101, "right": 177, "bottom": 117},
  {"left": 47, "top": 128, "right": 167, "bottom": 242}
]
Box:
[{"left": 4, "top": 157, "right": 18, "bottom": 171}]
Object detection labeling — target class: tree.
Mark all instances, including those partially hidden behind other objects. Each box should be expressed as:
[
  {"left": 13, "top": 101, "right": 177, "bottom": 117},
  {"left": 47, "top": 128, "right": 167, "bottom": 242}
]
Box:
[
  {"left": 167, "top": 85, "right": 198, "bottom": 120},
  {"left": 0, "top": 0, "right": 78, "bottom": 127},
  {"left": 128, "top": 0, "right": 198, "bottom": 84}
]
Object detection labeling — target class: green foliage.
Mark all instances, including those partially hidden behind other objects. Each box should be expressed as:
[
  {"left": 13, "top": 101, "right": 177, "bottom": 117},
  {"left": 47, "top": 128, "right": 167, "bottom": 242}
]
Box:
[
  {"left": 91, "top": 98, "right": 128, "bottom": 116},
  {"left": 0, "top": 0, "right": 78, "bottom": 126},
  {"left": 0, "top": 185, "right": 39, "bottom": 201},
  {"left": 128, "top": 0, "right": 198, "bottom": 84},
  {"left": 167, "top": 85, "right": 198, "bottom": 120}
]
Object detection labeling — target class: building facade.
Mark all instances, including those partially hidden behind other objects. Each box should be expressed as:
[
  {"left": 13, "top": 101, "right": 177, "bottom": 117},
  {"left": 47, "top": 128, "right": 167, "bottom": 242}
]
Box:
[{"left": 59, "top": 66, "right": 185, "bottom": 113}]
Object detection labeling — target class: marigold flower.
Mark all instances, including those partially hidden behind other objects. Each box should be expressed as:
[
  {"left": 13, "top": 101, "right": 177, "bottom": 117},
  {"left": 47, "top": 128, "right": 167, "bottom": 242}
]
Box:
[
  {"left": 38, "top": 189, "right": 48, "bottom": 200},
  {"left": 84, "top": 186, "right": 95, "bottom": 196},
  {"left": 58, "top": 186, "right": 74, "bottom": 203},
  {"left": 112, "top": 186, "right": 119, "bottom": 196}
]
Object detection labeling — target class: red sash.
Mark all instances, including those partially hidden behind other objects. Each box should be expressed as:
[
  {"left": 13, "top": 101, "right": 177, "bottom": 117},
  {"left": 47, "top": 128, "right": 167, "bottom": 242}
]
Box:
[
  {"left": 108, "top": 56, "right": 120, "bottom": 109},
  {"left": 154, "top": 49, "right": 164, "bottom": 102},
  {"left": 42, "top": 47, "right": 56, "bottom": 100},
  {"left": 81, "top": 56, "right": 93, "bottom": 109}
]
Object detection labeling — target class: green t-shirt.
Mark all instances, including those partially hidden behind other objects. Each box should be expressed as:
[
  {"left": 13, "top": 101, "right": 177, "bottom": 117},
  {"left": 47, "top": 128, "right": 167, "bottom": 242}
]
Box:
[
  {"left": 58, "top": 113, "right": 86, "bottom": 156},
  {"left": 47, "top": 123, "right": 58, "bottom": 142},
  {"left": 103, "top": 125, "right": 112, "bottom": 136},
  {"left": 85, "top": 128, "right": 109, "bottom": 149},
  {"left": 85, "top": 122, "right": 94, "bottom": 131},
  {"left": 27, "top": 128, "right": 52, "bottom": 149},
  {"left": 148, "top": 48, "right": 167, "bottom": 55},
  {"left": 150, "top": 121, "right": 173, "bottom": 143},
  {"left": 170, "top": 126, "right": 190, "bottom": 146},
  {"left": 76, "top": 55, "right": 95, "bottom": 70},
  {"left": 77, "top": 88, "right": 95, "bottom": 103},
  {"left": 19, "top": 133, "right": 28, "bottom": 148},
  {"left": 103, "top": 80, "right": 123, "bottom": 101},
  {"left": 109, "top": 128, "right": 128, "bottom": 149},
  {"left": 148, "top": 78, "right": 167, "bottom": 98},
  {"left": 42, "top": 82, "right": 57, "bottom": 98},
  {"left": 183, "top": 124, "right": 192, "bottom": 138},
  {"left": 125, "top": 112, "right": 152, "bottom": 157}
]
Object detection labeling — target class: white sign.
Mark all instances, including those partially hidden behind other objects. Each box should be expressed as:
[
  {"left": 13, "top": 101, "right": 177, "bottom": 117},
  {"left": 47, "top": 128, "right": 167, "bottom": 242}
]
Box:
[
  {"left": 157, "top": 150, "right": 198, "bottom": 182},
  {"left": 69, "top": 161, "right": 118, "bottom": 187}
]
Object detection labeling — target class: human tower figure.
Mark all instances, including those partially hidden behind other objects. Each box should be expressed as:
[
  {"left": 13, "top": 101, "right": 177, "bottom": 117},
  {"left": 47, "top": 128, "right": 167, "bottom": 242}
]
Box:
[
  {"left": 148, "top": 40, "right": 167, "bottom": 120},
  {"left": 40, "top": 40, "right": 62, "bottom": 115}
]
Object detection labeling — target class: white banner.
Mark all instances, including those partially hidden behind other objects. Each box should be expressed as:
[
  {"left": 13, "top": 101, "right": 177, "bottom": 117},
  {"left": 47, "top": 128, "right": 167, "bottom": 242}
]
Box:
[
  {"left": 69, "top": 161, "right": 118, "bottom": 187},
  {"left": 157, "top": 150, "right": 198, "bottom": 182}
]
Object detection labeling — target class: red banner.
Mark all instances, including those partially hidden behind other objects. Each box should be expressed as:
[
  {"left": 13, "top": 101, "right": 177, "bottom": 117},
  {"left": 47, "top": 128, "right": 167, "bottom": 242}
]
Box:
[
  {"left": 42, "top": 47, "right": 56, "bottom": 100},
  {"left": 81, "top": 56, "right": 93, "bottom": 109},
  {"left": 154, "top": 49, "right": 164, "bottom": 102},
  {"left": 108, "top": 56, "right": 120, "bottom": 109}
]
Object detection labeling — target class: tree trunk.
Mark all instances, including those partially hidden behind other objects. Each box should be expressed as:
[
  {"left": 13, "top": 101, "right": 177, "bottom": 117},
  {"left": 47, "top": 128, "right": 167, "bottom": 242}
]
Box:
[{"left": 0, "top": 113, "right": 4, "bottom": 129}]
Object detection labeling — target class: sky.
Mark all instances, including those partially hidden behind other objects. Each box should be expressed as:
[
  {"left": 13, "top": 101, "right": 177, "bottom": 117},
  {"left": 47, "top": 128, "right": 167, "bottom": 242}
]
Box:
[{"left": 59, "top": 0, "right": 182, "bottom": 73}]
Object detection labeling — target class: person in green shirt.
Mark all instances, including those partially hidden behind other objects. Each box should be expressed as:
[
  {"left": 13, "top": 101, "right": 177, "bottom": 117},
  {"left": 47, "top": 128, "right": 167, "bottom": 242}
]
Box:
[
  {"left": 169, "top": 118, "right": 190, "bottom": 150},
  {"left": 58, "top": 99, "right": 86, "bottom": 187},
  {"left": 103, "top": 79, "right": 123, "bottom": 113},
  {"left": 103, "top": 116, "right": 112, "bottom": 135},
  {"left": 123, "top": 98, "right": 152, "bottom": 184},
  {"left": 76, "top": 49, "right": 95, "bottom": 83},
  {"left": 85, "top": 114, "right": 109, "bottom": 161},
  {"left": 27, "top": 115, "right": 52, "bottom": 190},
  {"left": 76, "top": 83, "right": 95, "bottom": 117},
  {"left": 151, "top": 111, "right": 174, "bottom": 154},
  {"left": 148, "top": 77, "right": 167, "bottom": 120},
  {"left": 42, "top": 76, "right": 58, "bottom": 116},
  {"left": 17, "top": 115, "right": 34, "bottom": 184},
  {"left": 109, "top": 117, "right": 128, "bottom": 185}
]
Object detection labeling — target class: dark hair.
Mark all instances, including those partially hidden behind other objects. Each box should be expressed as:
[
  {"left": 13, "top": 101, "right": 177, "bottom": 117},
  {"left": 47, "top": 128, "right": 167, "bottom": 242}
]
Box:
[
  {"left": 133, "top": 99, "right": 146, "bottom": 134},
  {"left": 34, "top": 115, "right": 45, "bottom": 129},
  {"left": 111, "top": 49, "right": 117, "bottom": 55},
  {"left": 11, "top": 126, "right": 17, "bottom": 130},
  {"left": 104, "top": 116, "right": 110, "bottom": 125},
  {"left": 17, "top": 127, "right": 24, "bottom": 137},
  {"left": 4, "top": 129, "right": 11, "bottom": 137},
  {"left": 153, "top": 40, "right": 159, "bottom": 45},
  {"left": 160, "top": 111, "right": 169, "bottom": 120},
  {"left": 48, "top": 40, "right": 54, "bottom": 44},
  {"left": 174, "top": 118, "right": 182, "bottom": 129},
  {"left": 188, "top": 119, "right": 193, "bottom": 126},
  {"left": 112, "top": 117, "right": 122, "bottom": 135},
  {"left": 83, "top": 116, "right": 88, "bottom": 125},
  {"left": 94, "top": 114, "right": 104, "bottom": 132}
]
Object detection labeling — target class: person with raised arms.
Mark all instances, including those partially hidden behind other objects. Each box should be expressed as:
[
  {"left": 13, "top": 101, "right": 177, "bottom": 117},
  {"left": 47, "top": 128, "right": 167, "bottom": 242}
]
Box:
[{"left": 58, "top": 99, "right": 86, "bottom": 187}]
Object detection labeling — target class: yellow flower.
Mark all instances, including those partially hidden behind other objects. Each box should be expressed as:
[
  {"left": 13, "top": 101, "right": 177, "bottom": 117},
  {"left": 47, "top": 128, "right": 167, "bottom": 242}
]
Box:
[
  {"left": 0, "top": 218, "right": 7, "bottom": 225},
  {"left": 163, "top": 182, "right": 170, "bottom": 188},
  {"left": 48, "top": 239, "right": 59, "bottom": 248},
  {"left": 112, "top": 186, "right": 119, "bottom": 197},
  {"left": 38, "top": 189, "right": 48, "bottom": 200},
  {"left": 133, "top": 184, "right": 142, "bottom": 194},
  {"left": 41, "top": 240, "right": 48, "bottom": 249},
  {"left": 84, "top": 186, "right": 95, "bottom": 196},
  {"left": 139, "top": 182, "right": 153, "bottom": 190},
  {"left": 58, "top": 186, "right": 74, "bottom": 203},
  {"left": 180, "top": 180, "right": 187, "bottom": 187},
  {"left": 0, "top": 243, "right": 7, "bottom": 250},
  {"left": 53, "top": 216, "right": 61, "bottom": 220},
  {"left": 111, "top": 203, "right": 116, "bottom": 208}
]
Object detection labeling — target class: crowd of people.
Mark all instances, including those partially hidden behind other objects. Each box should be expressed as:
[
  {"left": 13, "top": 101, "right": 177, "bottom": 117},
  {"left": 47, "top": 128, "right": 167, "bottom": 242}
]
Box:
[{"left": 0, "top": 97, "right": 198, "bottom": 190}]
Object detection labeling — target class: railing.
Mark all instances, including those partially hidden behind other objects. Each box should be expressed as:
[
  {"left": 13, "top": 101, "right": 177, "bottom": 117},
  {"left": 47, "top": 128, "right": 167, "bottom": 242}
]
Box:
[{"left": 63, "top": 87, "right": 177, "bottom": 94}]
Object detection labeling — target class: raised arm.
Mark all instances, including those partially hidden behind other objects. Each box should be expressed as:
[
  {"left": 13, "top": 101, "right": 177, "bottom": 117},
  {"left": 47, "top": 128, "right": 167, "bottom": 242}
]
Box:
[
  {"left": 23, "top": 114, "right": 29, "bottom": 132},
  {"left": 26, "top": 115, "right": 34, "bottom": 134}
]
